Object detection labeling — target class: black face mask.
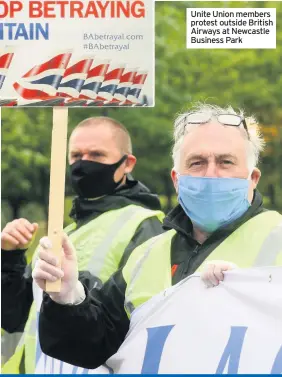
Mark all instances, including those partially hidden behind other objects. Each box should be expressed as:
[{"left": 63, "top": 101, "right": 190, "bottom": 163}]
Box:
[{"left": 70, "top": 155, "right": 128, "bottom": 198}]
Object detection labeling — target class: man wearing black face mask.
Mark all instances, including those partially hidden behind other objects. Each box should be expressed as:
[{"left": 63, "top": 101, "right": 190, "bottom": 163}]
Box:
[{"left": 1, "top": 116, "right": 164, "bottom": 374}]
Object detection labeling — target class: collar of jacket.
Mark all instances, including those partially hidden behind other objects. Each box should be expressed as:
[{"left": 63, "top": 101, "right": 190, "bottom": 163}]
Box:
[
  {"left": 69, "top": 175, "right": 161, "bottom": 225},
  {"left": 163, "top": 189, "right": 266, "bottom": 242}
]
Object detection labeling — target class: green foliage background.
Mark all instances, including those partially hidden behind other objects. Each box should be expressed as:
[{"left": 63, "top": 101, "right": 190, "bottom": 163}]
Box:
[{"left": 2, "top": 1, "right": 282, "bottom": 259}]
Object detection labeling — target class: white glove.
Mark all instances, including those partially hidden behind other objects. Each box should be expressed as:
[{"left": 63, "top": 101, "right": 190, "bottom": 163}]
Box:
[
  {"left": 32, "top": 233, "right": 85, "bottom": 305},
  {"left": 201, "top": 260, "right": 237, "bottom": 288}
]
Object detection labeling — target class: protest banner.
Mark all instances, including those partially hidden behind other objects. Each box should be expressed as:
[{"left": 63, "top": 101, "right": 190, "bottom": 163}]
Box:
[
  {"left": 33, "top": 267, "right": 282, "bottom": 373},
  {"left": 103, "top": 267, "right": 282, "bottom": 374}
]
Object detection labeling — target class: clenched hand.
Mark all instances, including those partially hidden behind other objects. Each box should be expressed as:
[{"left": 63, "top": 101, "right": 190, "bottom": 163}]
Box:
[
  {"left": 32, "top": 233, "right": 85, "bottom": 305},
  {"left": 1, "top": 218, "right": 38, "bottom": 251}
]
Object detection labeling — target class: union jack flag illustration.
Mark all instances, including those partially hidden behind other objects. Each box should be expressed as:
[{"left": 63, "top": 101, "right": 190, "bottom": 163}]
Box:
[
  {"left": 121, "top": 70, "right": 148, "bottom": 106},
  {"left": 0, "top": 48, "right": 150, "bottom": 107},
  {"left": 79, "top": 58, "right": 110, "bottom": 104},
  {"left": 57, "top": 56, "right": 94, "bottom": 102},
  {"left": 87, "top": 63, "right": 125, "bottom": 106},
  {"left": 103, "top": 67, "right": 138, "bottom": 106},
  {"left": 13, "top": 50, "right": 72, "bottom": 100},
  {"left": 0, "top": 47, "right": 14, "bottom": 90}
]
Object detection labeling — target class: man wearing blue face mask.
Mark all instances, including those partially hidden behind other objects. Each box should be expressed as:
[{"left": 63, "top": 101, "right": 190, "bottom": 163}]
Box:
[
  {"left": 174, "top": 110, "right": 260, "bottom": 241},
  {"left": 35, "top": 103, "right": 282, "bottom": 369}
]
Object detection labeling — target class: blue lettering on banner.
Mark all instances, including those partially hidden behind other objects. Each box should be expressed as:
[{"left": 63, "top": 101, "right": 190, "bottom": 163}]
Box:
[
  {"left": 141, "top": 325, "right": 174, "bottom": 374},
  {"left": 216, "top": 326, "right": 248, "bottom": 374},
  {"left": 35, "top": 320, "right": 282, "bottom": 374},
  {"left": 0, "top": 23, "right": 49, "bottom": 40},
  {"left": 140, "top": 325, "right": 248, "bottom": 374},
  {"left": 72, "top": 366, "right": 79, "bottom": 374}
]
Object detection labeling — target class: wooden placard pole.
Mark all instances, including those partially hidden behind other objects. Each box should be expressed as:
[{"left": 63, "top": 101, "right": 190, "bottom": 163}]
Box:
[{"left": 46, "top": 107, "right": 68, "bottom": 293}]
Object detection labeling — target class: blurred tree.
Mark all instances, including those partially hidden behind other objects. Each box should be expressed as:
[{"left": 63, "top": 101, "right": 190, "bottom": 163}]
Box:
[
  {"left": 1, "top": 109, "right": 52, "bottom": 219},
  {"left": 155, "top": 1, "right": 282, "bottom": 124}
]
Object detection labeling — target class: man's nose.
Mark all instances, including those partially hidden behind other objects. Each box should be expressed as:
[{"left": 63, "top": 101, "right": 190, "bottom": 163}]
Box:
[
  {"left": 205, "top": 162, "right": 218, "bottom": 177},
  {"left": 81, "top": 154, "right": 89, "bottom": 161}
]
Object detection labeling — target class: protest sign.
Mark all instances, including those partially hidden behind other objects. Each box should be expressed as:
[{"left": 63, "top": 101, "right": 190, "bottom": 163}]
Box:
[
  {"left": 33, "top": 267, "right": 282, "bottom": 373},
  {"left": 0, "top": 0, "right": 154, "bottom": 107},
  {"left": 104, "top": 267, "right": 282, "bottom": 374}
]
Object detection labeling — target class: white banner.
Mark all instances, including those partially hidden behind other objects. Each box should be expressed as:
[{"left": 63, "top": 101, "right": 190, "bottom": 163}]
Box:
[
  {"left": 0, "top": 0, "right": 153, "bottom": 107},
  {"left": 106, "top": 267, "right": 282, "bottom": 374}
]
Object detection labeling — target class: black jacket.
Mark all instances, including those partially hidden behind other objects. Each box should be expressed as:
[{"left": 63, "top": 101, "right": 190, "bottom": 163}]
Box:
[
  {"left": 39, "top": 190, "right": 266, "bottom": 369},
  {"left": 1, "top": 176, "right": 164, "bottom": 334}
]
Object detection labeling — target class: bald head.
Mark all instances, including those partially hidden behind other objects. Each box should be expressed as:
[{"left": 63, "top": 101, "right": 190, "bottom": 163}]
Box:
[
  {"left": 75, "top": 117, "right": 132, "bottom": 155},
  {"left": 68, "top": 116, "right": 137, "bottom": 183}
]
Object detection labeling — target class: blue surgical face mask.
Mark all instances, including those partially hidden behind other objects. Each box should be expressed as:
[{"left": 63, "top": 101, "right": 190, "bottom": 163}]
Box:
[{"left": 178, "top": 175, "right": 251, "bottom": 233}]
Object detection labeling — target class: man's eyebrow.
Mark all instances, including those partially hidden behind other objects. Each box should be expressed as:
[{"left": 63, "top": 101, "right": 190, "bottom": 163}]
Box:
[
  {"left": 215, "top": 153, "right": 238, "bottom": 161},
  {"left": 70, "top": 149, "right": 81, "bottom": 155},
  {"left": 184, "top": 153, "right": 238, "bottom": 165},
  {"left": 185, "top": 154, "right": 208, "bottom": 162},
  {"left": 184, "top": 154, "right": 208, "bottom": 166}
]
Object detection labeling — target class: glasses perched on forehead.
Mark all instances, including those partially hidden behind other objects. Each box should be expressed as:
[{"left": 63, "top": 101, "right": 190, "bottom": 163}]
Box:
[{"left": 183, "top": 112, "right": 250, "bottom": 138}]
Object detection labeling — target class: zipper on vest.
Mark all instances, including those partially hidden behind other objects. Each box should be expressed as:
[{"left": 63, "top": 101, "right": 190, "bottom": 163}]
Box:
[{"left": 183, "top": 244, "right": 200, "bottom": 276}]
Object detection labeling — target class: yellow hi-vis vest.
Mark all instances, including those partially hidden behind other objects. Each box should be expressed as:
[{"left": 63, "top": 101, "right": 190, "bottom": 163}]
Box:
[
  {"left": 123, "top": 210, "right": 282, "bottom": 317},
  {"left": 1, "top": 205, "right": 164, "bottom": 374}
]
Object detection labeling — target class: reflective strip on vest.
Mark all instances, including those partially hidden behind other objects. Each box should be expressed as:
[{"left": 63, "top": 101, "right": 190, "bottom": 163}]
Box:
[
  {"left": 1, "top": 332, "right": 23, "bottom": 369},
  {"left": 124, "top": 211, "right": 282, "bottom": 317},
  {"left": 87, "top": 206, "right": 164, "bottom": 282},
  {"left": 125, "top": 235, "right": 164, "bottom": 315},
  {"left": 3, "top": 205, "right": 164, "bottom": 374},
  {"left": 1, "top": 339, "right": 24, "bottom": 374},
  {"left": 254, "top": 220, "right": 282, "bottom": 266},
  {"left": 123, "top": 232, "right": 172, "bottom": 317}
]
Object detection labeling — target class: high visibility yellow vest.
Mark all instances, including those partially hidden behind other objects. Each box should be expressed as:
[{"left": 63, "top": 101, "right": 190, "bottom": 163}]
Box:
[
  {"left": 2, "top": 205, "right": 164, "bottom": 374},
  {"left": 123, "top": 211, "right": 282, "bottom": 317}
]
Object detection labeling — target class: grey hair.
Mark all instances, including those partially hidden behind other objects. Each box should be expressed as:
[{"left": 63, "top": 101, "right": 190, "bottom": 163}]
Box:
[{"left": 172, "top": 103, "right": 265, "bottom": 173}]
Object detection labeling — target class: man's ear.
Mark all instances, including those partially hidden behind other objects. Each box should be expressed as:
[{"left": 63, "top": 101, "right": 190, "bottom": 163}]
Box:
[
  {"left": 248, "top": 168, "right": 261, "bottom": 203},
  {"left": 250, "top": 168, "right": 261, "bottom": 188},
  {"left": 124, "top": 154, "right": 137, "bottom": 174},
  {"left": 171, "top": 168, "right": 178, "bottom": 193}
]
